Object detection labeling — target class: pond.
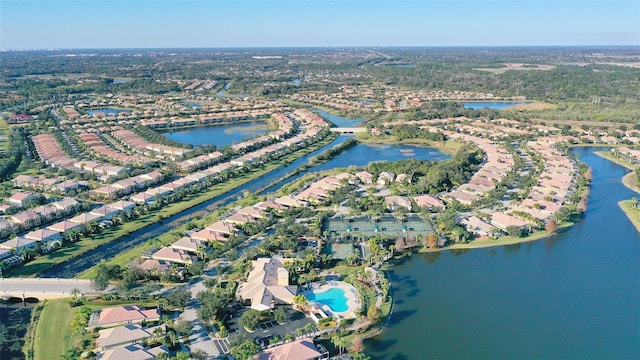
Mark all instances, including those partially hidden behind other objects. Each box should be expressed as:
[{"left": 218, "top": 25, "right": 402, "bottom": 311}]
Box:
[
  {"left": 367, "top": 147, "right": 640, "bottom": 359},
  {"left": 88, "top": 108, "right": 132, "bottom": 116},
  {"left": 162, "top": 122, "right": 269, "bottom": 147}
]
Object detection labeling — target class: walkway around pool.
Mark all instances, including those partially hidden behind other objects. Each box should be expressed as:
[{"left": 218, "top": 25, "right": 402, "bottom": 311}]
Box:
[{"left": 302, "top": 281, "right": 360, "bottom": 320}]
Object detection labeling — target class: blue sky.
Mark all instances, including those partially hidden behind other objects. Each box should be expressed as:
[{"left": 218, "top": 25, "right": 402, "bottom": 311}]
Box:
[{"left": 1, "top": 0, "right": 638, "bottom": 49}]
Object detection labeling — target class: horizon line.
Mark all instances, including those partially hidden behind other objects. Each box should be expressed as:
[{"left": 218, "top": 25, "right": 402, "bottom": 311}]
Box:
[{"left": 3, "top": 44, "right": 639, "bottom": 51}]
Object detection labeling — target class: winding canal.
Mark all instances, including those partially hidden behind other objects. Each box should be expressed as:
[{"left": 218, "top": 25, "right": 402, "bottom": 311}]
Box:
[
  {"left": 44, "top": 136, "right": 447, "bottom": 278},
  {"left": 367, "top": 147, "right": 640, "bottom": 359}
]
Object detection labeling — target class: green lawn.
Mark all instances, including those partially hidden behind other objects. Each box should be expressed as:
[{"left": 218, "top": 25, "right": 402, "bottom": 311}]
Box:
[
  {"left": 594, "top": 150, "right": 637, "bottom": 170},
  {"left": 619, "top": 200, "right": 640, "bottom": 233},
  {"left": 419, "top": 221, "right": 574, "bottom": 252},
  {"left": 356, "top": 133, "right": 465, "bottom": 156},
  {"left": 33, "top": 299, "right": 75, "bottom": 360},
  {"left": 32, "top": 298, "right": 160, "bottom": 360},
  {"left": 0, "top": 118, "right": 9, "bottom": 153}
]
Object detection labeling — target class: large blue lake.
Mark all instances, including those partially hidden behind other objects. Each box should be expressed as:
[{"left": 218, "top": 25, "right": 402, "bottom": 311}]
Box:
[
  {"left": 163, "top": 122, "right": 269, "bottom": 147},
  {"left": 463, "top": 101, "right": 532, "bottom": 110},
  {"left": 367, "top": 147, "right": 640, "bottom": 359}
]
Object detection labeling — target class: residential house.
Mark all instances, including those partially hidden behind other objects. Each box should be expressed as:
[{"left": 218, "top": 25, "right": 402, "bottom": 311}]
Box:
[
  {"left": 150, "top": 247, "right": 197, "bottom": 265},
  {"left": 254, "top": 338, "right": 328, "bottom": 360},
  {"left": 236, "top": 257, "right": 297, "bottom": 311},
  {"left": 97, "top": 324, "right": 163, "bottom": 351},
  {"left": 101, "top": 344, "right": 167, "bottom": 360},
  {"left": 9, "top": 192, "right": 39, "bottom": 207},
  {"left": 92, "top": 305, "right": 161, "bottom": 329}
]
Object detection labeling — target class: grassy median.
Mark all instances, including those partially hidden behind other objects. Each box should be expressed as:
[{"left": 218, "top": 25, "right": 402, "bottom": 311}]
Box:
[{"left": 32, "top": 299, "right": 75, "bottom": 360}]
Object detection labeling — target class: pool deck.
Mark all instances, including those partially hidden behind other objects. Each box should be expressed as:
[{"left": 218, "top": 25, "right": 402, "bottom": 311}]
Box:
[{"left": 302, "top": 281, "right": 360, "bottom": 320}]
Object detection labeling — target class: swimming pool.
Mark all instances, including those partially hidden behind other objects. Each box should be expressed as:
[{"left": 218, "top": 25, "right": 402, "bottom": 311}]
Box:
[{"left": 306, "top": 287, "right": 349, "bottom": 313}]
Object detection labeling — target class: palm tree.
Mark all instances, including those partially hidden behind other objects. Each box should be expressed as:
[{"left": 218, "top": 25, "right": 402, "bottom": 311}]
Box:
[
  {"left": 70, "top": 287, "right": 81, "bottom": 302},
  {"left": 331, "top": 334, "right": 349, "bottom": 355},
  {"left": 293, "top": 295, "right": 308, "bottom": 311}
]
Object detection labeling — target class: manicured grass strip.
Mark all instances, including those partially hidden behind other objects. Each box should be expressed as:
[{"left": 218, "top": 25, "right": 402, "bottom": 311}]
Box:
[
  {"left": 622, "top": 173, "right": 640, "bottom": 194},
  {"left": 619, "top": 200, "right": 640, "bottom": 234},
  {"left": 33, "top": 299, "right": 75, "bottom": 360},
  {"left": 420, "top": 221, "right": 574, "bottom": 251},
  {"left": 0, "top": 118, "right": 9, "bottom": 153},
  {"left": 594, "top": 150, "right": 638, "bottom": 170}
]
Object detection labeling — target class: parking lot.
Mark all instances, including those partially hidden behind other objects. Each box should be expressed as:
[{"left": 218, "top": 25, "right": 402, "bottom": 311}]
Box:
[{"left": 225, "top": 305, "right": 315, "bottom": 342}]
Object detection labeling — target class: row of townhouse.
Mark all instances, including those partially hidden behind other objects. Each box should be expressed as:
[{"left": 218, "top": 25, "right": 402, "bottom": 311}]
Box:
[
  {"left": 77, "top": 131, "right": 155, "bottom": 166},
  {"left": 0, "top": 200, "right": 136, "bottom": 257},
  {"left": 441, "top": 131, "right": 515, "bottom": 206},
  {"left": 12, "top": 175, "right": 88, "bottom": 194},
  {"left": 2, "top": 197, "right": 80, "bottom": 232},
  {"left": 31, "top": 134, "right": 127, "bottom": 177},
  {"left": 111, "top": 129, "right": 192, "bottom": 159},
  {"left": 90, "top": 170, "right": 165, "bottom": 200}
]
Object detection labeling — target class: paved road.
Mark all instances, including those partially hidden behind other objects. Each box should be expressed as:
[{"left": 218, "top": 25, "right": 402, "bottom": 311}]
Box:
[
  {"left": 181, "top": 276, "right": 223, "bottom": 357},
  {"left": 0, "top": 278, "right": 97, "bottom": 298}
]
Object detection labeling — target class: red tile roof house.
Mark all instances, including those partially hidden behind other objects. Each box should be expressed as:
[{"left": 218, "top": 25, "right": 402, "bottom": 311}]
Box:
[
  {"left": 170, "top": 237, "right": 202, "bottom": 253},
  {"left": 385, "top": 195, "right": 412, "bottom": 211},
  {"left": 24, "top": 228, "right": 62, "bottom": 243},
  {"left": 47, "top": 220, "right": 83, "bottom": 233},
  {"left": 254, "top": 338, "right": 328, "bottom": 360},
  {"left": 150, "top": 247, "right": 197, "bottom": 265},
  {"left": 97, "top": 324, "right": 164, "bottom": 351},
  {"left": 9, "top": 192, "right": 39, "bottom": 207},
  {"left": 137, "top": 259, "right": 172, "bottom": 274},
  {"left": 107, "top": 200, "right": 136, "bottom": 213},
  {"left": 69, "top": 212, "right": 104, "bottom": 225},
  {"left": 412, "top": 195, "right": 446, "bottom": 210},
  {"left": 0, "top": 237, "right": 38, "bottom": 252},
  {"left": 9, "top": 210, "right": 42, "bottom": 227},
  {"left": 206, "top": 221, "right": 237, "bottom": 236},
  {"left": 100, "top": 344, "right": 167, "bottom": 360},
  {"left": 90, "top": 206, "right": 121, "bottom": 220},
  {"left": 89, "top": 305, "right": 161, "bottom": 330},
  {"left": 490, "top": 212, "right": 530, "bottom": 231},
  {"left": 190, "top": 228, "right": 229, "bottom": 243},
  {"left": 236, "top": 206, "right": 267, "bottom": 219},
  {"left": 224, "top": 212, "right": 256, "bottom": 226}
]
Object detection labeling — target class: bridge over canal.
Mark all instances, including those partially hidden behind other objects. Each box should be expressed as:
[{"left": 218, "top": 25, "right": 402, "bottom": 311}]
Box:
[
  {"left": 330, "top": 127, "right": 366, "bottom": 134},
  {"left": 0, "top": 278, "right": 101, "bottom": 300}
]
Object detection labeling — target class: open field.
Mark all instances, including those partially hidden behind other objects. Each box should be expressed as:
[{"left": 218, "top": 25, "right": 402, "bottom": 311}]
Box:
[
  {"left": 8, "top": 134, "right": 337, "bottom": 278},
  {"left": 619, "top": 200, "right": 640, "bottom": 233},
  {"left": 512, "top": 101, "right": 557, "bottom": 110},
  {"left": 32, "top": 299, "right": 75, "bottom": 360},
  {"left": 474, "top": 63, "right": 556, "bottom": 74},
  {"left": 534, "top": 118, "right": 632, "bottom": 128},
  {"left": 355, "top": 134, "right": 465, "bottom": 156}
]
